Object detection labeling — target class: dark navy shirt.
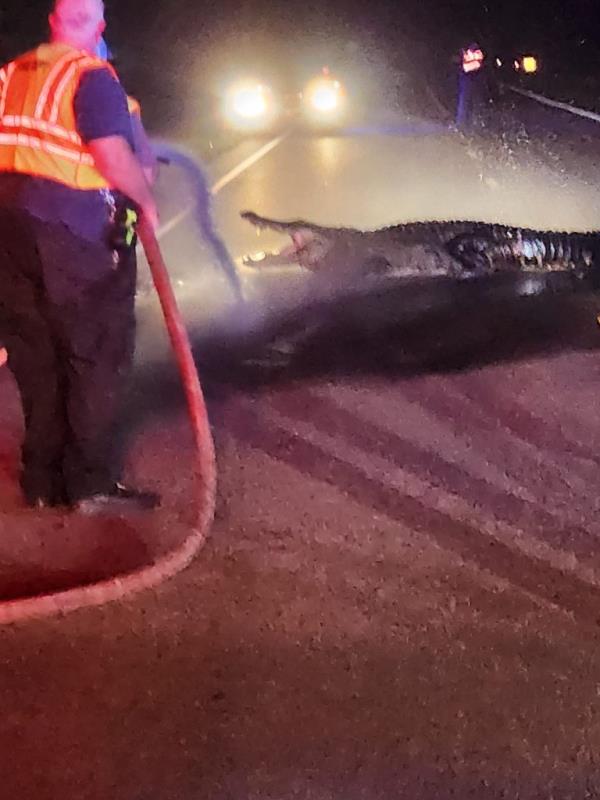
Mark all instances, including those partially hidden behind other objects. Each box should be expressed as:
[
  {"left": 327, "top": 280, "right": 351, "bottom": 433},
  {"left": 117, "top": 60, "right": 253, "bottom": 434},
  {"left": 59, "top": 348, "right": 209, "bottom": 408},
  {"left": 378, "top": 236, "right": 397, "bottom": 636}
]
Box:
[
  {"left": 74, "top": 68, "right": 134, "bottom": 149},
  {"left": 0, "top": 67, "right": 134, "bottom": 242}
]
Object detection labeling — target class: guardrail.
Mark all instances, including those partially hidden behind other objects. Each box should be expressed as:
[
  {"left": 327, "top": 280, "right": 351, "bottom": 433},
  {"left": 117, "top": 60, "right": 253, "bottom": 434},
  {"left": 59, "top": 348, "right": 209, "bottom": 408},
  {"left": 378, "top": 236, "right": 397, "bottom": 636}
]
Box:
[{"left": 507, "top": 84, "right": 600, "bottom": 124}]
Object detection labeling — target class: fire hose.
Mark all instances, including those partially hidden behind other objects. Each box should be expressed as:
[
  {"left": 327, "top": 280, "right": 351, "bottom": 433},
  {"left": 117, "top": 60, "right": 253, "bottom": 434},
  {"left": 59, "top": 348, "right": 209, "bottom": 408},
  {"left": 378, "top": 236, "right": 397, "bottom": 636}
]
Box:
[{"left": 138, "top": 216, "right": 217, "bottom": 535}]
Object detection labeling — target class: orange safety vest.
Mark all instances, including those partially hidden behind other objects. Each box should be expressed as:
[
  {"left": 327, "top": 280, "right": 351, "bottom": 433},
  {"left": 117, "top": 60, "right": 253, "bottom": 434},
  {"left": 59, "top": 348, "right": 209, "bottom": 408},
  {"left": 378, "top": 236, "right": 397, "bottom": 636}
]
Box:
[{"left": 0, "top": 42, "right": 120, "bottom": 191}]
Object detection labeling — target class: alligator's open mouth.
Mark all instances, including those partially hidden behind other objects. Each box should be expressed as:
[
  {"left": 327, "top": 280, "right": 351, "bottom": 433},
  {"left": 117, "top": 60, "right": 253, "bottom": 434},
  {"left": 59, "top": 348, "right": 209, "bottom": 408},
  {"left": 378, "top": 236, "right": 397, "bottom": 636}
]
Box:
[
  {"left": 241, "top": 238, "right": 308, "bottom": 268},
  {"left": 241, "top": 210, "right": 330, "bottom": 270}
]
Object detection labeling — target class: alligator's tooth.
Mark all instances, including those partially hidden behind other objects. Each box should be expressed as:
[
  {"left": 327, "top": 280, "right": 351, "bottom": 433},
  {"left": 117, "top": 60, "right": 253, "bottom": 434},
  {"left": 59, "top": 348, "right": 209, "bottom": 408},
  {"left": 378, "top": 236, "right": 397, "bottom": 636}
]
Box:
[{"left": 243, "top": 250, "right": 267, "bottom": 265}]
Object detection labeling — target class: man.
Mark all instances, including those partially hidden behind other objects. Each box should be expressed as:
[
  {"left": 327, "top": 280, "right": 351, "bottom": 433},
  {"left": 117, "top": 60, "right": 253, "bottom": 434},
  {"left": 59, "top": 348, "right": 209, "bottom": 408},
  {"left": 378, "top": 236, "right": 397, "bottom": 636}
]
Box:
[
  {"left": 0, "top": 0, "right": 159, "bottom": 512},
  {"left": 455, "top": 42, "right": 494, "bottom": 131}
]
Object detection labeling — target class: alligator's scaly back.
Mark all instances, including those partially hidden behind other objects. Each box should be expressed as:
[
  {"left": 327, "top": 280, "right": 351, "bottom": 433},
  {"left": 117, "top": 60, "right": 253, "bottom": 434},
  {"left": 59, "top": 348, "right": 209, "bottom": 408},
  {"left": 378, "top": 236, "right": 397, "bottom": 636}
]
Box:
[
  {"left": 241, "top": 210, "right": 600, "bottom": 281},
  {"left": 241, "top": 211, "right": 496, "bottom": 243}
]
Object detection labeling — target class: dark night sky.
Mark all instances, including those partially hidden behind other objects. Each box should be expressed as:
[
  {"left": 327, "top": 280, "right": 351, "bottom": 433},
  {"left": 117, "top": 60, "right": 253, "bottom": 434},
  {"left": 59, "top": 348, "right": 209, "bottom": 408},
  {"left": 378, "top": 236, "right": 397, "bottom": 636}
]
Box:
[
  {"left": 2, "top": 0, "right": 598, "bottom": 49},
  {"left": 1, "top": 1, "right": 599, "bottom": 128}
]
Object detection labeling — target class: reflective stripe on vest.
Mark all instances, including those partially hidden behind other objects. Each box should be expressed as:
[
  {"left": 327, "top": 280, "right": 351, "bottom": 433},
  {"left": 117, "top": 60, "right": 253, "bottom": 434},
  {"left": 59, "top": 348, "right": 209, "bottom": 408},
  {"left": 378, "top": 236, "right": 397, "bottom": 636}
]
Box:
[
  {"left": 0, "top": 133, "right": 94, "bottom": 165},
  {"left": 0, "top": 62, "right": 16, "bottom": 117},
  {"left": 0, "top": 43, "right": 120, "bottom": 190},
  {"left": 462, "top": 48, "right": 484, "bottom": 74}
]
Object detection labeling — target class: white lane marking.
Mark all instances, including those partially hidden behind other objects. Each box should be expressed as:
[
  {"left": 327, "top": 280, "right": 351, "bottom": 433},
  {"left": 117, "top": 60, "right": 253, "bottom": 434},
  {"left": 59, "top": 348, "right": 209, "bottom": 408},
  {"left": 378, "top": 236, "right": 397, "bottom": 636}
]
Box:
[
  {"left": 210, "top": 132, "right": 289, "bottom": 194},
  {"left": 507, "top": 84, "right": 600, "bottom": 124},
  {"left": 156, "top": 132, "right": 289, "bottom": 241},
  {"left": 156, "top": 206, "right": 194, "bottom": 240}
]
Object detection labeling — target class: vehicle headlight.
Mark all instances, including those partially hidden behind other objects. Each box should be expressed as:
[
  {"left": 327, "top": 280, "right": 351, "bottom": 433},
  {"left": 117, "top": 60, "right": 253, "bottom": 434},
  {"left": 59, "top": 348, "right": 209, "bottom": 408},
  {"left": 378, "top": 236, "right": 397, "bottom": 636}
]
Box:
[
  {"left": 310, "top": 82, "right": 339, "bottom": 112},
  {"left": 232, "top": 86, "right": 267, "bottom": 118},
  {"left": 304, "top": 78, "right": 344, "bottom": 116},
  {"left": 224, "top": 81, "right": 275, "bottom": 127}
]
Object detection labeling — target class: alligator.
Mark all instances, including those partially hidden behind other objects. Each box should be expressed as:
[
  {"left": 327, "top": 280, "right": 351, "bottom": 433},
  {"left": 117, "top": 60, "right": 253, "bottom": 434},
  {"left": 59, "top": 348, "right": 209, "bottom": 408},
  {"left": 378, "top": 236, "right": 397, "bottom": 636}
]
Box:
[{"left": 241, "top": 211, "right": 600, "bottom": 283}]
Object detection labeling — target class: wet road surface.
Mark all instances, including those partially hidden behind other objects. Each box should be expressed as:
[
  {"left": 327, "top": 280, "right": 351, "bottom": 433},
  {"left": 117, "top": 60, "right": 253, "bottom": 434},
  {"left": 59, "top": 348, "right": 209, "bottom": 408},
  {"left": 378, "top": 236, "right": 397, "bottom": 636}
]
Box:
[{"left": 3, "top": 99, "right": 600, "bottom": 798}]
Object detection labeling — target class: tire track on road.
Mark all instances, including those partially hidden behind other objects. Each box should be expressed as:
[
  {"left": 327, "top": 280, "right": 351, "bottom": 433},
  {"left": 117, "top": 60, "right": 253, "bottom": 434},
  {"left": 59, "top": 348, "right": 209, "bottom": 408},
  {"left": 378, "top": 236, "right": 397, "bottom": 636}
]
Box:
[
  {"left": 519, "top": 356, "right": 600, "bottom": 454},
  {"left": 219, "top": 397, "right": 600, "bottom": 628},
  {"left": 399, "top": 373, "right": 600, "bottom": 512},
  {"left": 448, "top": 367, "right": 600, "bottom": 468},
  {"left": 263, "top": 387, "right": 600, "bottom": 561}
]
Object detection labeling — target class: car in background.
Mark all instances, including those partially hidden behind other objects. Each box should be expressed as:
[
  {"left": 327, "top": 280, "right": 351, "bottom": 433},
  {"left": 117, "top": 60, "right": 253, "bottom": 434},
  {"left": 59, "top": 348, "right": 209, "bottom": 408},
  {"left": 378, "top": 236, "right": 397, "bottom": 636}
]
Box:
[{"left": 220, "top": 66, "right": 348, "bottom": 133}]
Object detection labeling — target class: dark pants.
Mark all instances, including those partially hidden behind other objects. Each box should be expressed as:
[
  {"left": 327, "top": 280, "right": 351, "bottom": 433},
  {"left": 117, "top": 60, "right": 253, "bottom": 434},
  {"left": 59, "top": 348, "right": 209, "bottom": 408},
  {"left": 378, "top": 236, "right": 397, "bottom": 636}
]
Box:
[
  {"left": 456, "top": 70, "right": 494, "bottom": 130},
  {"left": 0, "top": 208, "right": 137, "bottom": 505}
]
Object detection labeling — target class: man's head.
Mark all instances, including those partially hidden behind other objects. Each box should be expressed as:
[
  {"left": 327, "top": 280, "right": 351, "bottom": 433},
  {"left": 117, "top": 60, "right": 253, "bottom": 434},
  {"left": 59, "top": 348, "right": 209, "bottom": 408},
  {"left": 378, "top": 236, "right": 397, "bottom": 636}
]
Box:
[{"left": 49, "top": 0, "right": 106, "bottom": 54}]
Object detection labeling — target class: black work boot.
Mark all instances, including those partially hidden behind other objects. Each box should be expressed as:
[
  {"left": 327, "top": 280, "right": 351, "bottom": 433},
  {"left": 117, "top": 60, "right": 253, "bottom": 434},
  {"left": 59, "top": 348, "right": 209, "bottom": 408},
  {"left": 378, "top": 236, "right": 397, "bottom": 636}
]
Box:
[
  {"left": 22, "top": 470, "right": 68, "bottom": 510},
  {"left": 74, "top": 483, "right": 161, "bottom": 516}
]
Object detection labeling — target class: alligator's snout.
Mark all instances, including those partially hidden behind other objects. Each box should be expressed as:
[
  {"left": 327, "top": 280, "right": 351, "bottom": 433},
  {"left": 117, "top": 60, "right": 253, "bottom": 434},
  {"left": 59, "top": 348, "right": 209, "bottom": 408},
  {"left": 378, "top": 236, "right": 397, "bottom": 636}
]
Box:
[
  {"left": 240, "top": 211, "right": 272, "bottom": 230},
  {"left": 241, "top": 210, "right": 328, "bottom": 269},
  {"left": 241, "top": 210, "right": 318, "bottom": 240}
]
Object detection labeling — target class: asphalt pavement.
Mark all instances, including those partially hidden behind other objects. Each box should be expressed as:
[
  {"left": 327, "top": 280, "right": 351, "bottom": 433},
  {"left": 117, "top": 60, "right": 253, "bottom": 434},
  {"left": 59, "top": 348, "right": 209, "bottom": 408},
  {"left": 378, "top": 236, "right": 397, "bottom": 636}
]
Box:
[{"left": 3, "top": 100, "right": 600, "bottom": 798}]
